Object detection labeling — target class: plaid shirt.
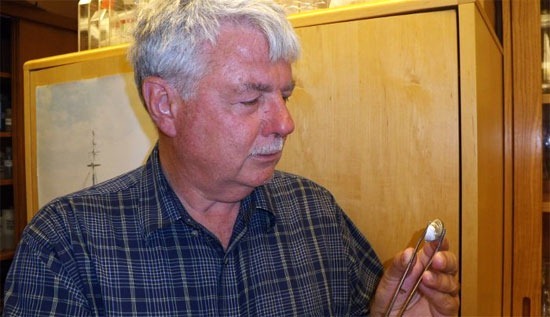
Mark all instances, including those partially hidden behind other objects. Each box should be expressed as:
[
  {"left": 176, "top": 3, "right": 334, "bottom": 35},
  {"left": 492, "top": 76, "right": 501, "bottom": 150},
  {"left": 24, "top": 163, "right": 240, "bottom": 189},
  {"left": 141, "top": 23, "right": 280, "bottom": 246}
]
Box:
[{"left": 4, "top": 146, "right": 383, "bottom": 316}]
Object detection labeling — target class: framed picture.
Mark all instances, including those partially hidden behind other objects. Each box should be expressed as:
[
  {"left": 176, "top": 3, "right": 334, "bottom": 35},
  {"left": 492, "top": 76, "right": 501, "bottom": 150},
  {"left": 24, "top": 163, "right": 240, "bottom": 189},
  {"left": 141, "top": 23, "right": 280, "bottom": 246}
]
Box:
[{"left": 24, "top": 44, "right": 157, "bottom": 221}]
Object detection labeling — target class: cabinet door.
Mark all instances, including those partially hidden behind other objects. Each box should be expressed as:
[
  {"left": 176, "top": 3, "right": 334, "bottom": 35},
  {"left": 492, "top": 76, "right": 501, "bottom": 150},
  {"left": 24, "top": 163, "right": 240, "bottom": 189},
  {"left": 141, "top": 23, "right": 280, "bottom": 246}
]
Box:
[
  {"left": 510, "top": 0, "right": 543, "bottom": 315},
  {"left": 458, "top": 4, "right": 505, "bottom": 315},
  {"left": 278, "top": 10, "right": 460, "bottom": 266}
]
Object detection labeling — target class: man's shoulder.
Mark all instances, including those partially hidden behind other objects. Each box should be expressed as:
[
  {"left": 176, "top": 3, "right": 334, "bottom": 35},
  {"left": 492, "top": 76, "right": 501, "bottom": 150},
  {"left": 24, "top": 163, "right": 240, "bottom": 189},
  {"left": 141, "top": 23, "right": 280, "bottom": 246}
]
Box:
[
  {"left": 271, "top": 170, "right": 330, "bottom": 192},
  {"left": 23, "top": 166, "right": 147, "bottom": 247},
  {"left": 55, "top": 166, "right": 144, "bottom": 204},
  {"left": 266, "top": 170, "right": 337, "bottom": 206},
  {"left": 30, "top": 167, "right": 145, "bottom": 224}
]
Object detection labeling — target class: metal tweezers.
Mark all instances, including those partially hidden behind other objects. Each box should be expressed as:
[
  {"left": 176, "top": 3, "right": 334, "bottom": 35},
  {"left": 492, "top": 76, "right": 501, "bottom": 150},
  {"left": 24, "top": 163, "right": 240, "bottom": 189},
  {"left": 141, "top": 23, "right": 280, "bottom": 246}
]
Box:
[{"left": 383, "top": 219, "right": 446, "bottom": 317}]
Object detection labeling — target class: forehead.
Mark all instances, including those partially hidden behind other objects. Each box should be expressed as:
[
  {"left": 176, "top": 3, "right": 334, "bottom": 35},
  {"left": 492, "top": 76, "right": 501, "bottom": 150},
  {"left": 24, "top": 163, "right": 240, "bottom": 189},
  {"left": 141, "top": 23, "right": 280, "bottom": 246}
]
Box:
[
  {"left": 190, "top": 22, "right": 294, "bottom": 100},
  {"left": 208, "top": 23, "right": 270, "bottom": 64}
]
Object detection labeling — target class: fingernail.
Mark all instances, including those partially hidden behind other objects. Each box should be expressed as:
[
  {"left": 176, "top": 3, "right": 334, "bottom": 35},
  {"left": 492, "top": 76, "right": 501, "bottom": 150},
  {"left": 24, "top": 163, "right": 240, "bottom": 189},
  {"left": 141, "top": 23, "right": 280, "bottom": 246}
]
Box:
[
  {"left": 423, "top": 271, "right": 433, "bottom": 283},
  {"left": 402, "top": 250, "right": 414, "bottom": 266}
]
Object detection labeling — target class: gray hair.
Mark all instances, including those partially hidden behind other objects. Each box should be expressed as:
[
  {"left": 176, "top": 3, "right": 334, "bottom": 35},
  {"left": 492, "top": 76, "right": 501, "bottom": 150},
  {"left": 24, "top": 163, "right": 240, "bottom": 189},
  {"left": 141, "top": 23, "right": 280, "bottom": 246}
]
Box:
[{"left": 128, "top": 0, "right": 301, "bottom": 101}]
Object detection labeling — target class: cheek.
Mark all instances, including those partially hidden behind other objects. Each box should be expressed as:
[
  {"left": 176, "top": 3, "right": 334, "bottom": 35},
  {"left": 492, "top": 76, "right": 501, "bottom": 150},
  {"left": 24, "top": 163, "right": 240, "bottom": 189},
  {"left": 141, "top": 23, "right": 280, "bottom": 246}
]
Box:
[
  {"left": 179, "top": 96, "right": 263, "bottom": 156},
  {"left": 183, "top": 113, "right": 255, "bottom": 159},
  {"left": 223, "top": 119, "right": 261, "bottom": 153}
]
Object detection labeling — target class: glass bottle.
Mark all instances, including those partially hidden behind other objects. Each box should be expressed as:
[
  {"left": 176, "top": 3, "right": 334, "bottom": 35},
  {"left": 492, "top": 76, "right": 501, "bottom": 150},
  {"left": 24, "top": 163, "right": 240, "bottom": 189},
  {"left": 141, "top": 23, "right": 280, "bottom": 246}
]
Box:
[
  {"left": 1, "top": 208, "right": 14, "bottom": 250},
  {"left": 78, "top": 0, "right": 100, "bottom": 50},
  {"left": 3, "top": 146, "right": 11, "bottom": 179},
  {"left": 89, "top": 0, "right": 110, "bottom": 48},
  {"left": 543, "top": 261, "right": 550, "bottom": 317},
  {"left": 4, "top": 107, "right": 11, "bottom": 132},
  {"left": 543, "top": 10, "right": 550, "bottom": 93}
]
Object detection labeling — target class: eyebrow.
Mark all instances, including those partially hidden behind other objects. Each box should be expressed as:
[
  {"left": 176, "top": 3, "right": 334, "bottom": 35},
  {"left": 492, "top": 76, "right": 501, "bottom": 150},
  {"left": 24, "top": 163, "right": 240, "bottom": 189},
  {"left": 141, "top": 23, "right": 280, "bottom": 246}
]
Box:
[{"left": 242, "top": 80, "right": 296, "bottom": 93}]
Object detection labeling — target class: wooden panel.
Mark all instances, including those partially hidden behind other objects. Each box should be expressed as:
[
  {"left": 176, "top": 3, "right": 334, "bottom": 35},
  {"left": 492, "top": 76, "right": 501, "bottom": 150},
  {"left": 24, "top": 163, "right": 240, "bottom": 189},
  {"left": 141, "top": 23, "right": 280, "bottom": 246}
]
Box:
[
  {"left": 288, "top": 0, "right": 457, "bottom": 28},
  {"left": 477, "top": 0, "right": 496, "bottom": 28},
  {"left": 279, "top": 10, "right": 460, "bottom": 266},
  {"left": 0, "top": 1, "right": 76, "bottom": 31},
  {"left": 17, "top": 20, "right": 77, "bottom": 64},
  {"left": 23, "top": 46, "right": 133, "bottom": 221},
  {"left": 459, "top": 3, "right": 504, "bottom": 316},
  {"left": 511, "top": 0, "right": 543, "bottom": 315},
  {"left": 500, "top": 0, "right": 513, "bottom": 314},
  {"left": 11, "top": 17, "right": 77, "bottom": 251}
]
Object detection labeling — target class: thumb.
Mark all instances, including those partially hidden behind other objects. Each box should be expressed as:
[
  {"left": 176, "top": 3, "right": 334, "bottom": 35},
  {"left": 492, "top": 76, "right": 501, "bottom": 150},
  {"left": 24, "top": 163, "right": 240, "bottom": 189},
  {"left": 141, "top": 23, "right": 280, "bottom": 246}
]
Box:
[
  {"left": 387, "top": 248, "right": 417, "bottom": 282},
  {"left": 370, "top": 248, "right": 418, "bottom": 315}
]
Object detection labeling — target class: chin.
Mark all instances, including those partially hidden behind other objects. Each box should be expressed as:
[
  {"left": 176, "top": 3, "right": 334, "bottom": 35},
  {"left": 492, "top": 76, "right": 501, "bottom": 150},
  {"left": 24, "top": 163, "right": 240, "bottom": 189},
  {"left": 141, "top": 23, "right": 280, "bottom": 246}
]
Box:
[{"left": 250, "top": 168, "right": 276, "bottom": 187}]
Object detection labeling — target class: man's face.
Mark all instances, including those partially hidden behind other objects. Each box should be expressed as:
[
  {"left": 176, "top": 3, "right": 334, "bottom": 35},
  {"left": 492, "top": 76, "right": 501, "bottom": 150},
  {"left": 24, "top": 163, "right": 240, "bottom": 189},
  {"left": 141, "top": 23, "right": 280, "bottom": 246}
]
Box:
[{"left": 169, "top": 23, "right": 295, "bottom": 202}]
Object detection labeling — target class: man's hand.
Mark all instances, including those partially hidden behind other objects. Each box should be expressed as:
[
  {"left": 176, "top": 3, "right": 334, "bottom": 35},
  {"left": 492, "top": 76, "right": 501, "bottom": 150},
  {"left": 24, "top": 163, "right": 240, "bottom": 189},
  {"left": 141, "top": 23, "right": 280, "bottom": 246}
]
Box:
[{"left": 370, "top": 239, "right": 460, "bottom": 316}]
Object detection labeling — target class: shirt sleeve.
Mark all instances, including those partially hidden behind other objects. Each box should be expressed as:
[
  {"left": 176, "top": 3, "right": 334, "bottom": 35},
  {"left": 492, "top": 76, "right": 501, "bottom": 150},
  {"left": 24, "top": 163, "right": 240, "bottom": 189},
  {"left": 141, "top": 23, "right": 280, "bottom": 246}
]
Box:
[
  {"left": 341, "top": 210, "right": 384, "bottom": 316},
  {"left": 3, "top": 206, "right": 94, "bottom": 316}
]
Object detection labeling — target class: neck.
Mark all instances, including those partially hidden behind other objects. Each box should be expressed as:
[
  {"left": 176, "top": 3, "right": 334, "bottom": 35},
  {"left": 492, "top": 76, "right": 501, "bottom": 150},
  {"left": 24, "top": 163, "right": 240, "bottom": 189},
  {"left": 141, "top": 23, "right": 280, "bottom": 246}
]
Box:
[
  {"left": 183, "top": 199, "right": 241, "bottom": 251},
  {"left": 167, "top": 175, "right": 242, "bottom": 250},
  {"left": 158, "top": 142, "right": 243, "bottom": 250}
]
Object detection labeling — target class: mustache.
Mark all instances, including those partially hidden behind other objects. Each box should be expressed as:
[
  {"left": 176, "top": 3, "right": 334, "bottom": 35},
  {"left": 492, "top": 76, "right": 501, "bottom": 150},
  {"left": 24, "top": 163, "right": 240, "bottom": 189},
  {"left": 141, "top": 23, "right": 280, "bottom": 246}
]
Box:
[{"left": 250, "top": 138, "right": 284, "bottom": 155}]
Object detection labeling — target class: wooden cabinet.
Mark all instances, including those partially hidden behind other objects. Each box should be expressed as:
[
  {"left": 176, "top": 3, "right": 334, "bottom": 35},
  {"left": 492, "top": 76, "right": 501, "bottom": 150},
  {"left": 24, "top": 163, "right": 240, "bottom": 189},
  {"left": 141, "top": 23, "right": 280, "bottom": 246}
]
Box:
[
  {"left": 0, "top": 3, "right": 77, "bottom": 261},
  {"left": 0, "top": 7, "right": 76, "bottom": 259},
  {"left": 507, "top": 0, "right": 550, "bottom": 315},
  {"left": 542, "top": 5, "right": 550, "bottom": 317},
  {"left": 278, "top": 1, "right": 505, "bottom": 315},
  {"left": 0, "top": 2, "right": 77, "bottom": 308},
  {"left": 18, "top": 0, "right": 507, "bottom": 315},
  {"left": 0, "top": 17, "right": 16, "bottom": 260}
]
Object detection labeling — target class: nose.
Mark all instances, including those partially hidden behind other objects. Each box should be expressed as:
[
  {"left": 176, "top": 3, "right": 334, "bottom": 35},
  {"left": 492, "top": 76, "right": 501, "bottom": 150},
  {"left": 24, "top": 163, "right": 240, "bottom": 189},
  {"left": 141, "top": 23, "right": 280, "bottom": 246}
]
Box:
[{"left": 265, "top": 94, "right": 295, "bottom": 137}]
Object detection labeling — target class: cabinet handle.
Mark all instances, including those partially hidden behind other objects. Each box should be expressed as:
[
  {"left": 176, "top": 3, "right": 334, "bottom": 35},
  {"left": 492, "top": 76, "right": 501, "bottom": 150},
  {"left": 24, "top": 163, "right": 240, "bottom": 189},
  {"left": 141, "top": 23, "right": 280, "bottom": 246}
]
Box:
[{"left": 522, "top": 297, "right": 531, "bottom": 316}]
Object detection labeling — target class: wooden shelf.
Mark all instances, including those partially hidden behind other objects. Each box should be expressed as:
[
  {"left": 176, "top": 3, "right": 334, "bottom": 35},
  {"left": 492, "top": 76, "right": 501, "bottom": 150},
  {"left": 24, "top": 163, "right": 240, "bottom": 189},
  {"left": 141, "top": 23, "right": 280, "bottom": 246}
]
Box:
[
  {"left": 0, "top": 250, "right": 14, "bottom": 261},
  {"left": 0, "top": 131, "right": 13, "bottom": 138},
  {"left": 0, "top": 72, "right": 10, "bottom": 78},
  {"left": 545, "top": 95, "right": 550, "bottom": 200},
  {"left": 0, "top": 179, "right": 13, "bottom": 186},
  {"left": 545, "top": 96, "right": 550, "bottom": 213}
]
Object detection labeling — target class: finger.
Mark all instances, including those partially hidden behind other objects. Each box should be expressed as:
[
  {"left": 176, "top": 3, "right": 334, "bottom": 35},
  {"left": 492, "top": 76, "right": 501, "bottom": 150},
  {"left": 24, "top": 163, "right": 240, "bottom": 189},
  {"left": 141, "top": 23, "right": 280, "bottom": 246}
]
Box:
[
  {"left": 429, "top": 250, "right": 459, "bottom": 276},
  {"left": 369, "top": 248, "right": 420, "bottom": 315},
  {"left": 417, "top": 238, "right": 450, "bottom": 268},
  {"left": 419, "top": 271, "right": 460, "bottom": 315},
  {"left": 421, "top": 270, "right": 460, "bottom": 296},
  {"left": 386, "top": 248, "right": 417, "bottom": 282},
  {"left": 387, "top": 248, "right": 429, "bottom": 303}
]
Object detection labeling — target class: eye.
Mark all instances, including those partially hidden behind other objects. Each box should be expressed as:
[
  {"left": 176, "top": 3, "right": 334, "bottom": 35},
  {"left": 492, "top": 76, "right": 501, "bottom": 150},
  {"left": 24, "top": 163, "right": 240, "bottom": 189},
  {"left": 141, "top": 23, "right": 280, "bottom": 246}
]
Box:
[{"left": 241, "top": 97, "right": 260, "bottom": 106}]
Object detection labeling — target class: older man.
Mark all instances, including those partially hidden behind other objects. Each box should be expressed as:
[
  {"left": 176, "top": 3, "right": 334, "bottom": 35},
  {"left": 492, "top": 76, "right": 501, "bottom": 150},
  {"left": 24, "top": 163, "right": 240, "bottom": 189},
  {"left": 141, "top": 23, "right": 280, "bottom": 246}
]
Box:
[{"left": 4, "top": 0, "right": 459, "bottom": 315}]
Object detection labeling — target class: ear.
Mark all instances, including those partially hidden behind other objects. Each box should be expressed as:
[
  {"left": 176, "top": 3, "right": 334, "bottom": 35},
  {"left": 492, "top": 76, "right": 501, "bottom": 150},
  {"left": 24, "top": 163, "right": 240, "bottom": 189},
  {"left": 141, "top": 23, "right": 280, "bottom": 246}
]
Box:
[{"left": 141, "top": 77, "right": 178, "bottom": 137}]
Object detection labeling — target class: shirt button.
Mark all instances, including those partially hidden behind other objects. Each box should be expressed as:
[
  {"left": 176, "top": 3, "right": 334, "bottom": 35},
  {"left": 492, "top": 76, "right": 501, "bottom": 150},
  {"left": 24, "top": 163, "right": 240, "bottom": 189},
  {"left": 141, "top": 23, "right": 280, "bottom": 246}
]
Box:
[
  {"left": 191, "top": 230, "right": 199, "bottom": 237},
  {"left": 224, "top": 258, "right": 229, "bottom": 265}
]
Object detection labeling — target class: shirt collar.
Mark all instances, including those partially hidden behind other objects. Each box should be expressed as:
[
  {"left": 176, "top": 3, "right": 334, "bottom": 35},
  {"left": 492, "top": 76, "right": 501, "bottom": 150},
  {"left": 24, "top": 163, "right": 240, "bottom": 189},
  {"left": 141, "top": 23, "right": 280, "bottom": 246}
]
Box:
[
  {"left": 138, "top": 144, "right": 277, "bottom": 238},
  {"left": 138, "top": 144, "right": 186, "bottom": 238},
  {"left": 241, "top": 184, "right": 277, "bottom": 231}
]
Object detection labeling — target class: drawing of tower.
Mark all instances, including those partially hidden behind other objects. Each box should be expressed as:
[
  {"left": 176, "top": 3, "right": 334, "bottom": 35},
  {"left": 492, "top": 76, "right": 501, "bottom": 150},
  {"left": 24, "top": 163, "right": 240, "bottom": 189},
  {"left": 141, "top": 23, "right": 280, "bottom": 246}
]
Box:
[{"left": 87, "top": 130, "right": 101, "bottom": 185}]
